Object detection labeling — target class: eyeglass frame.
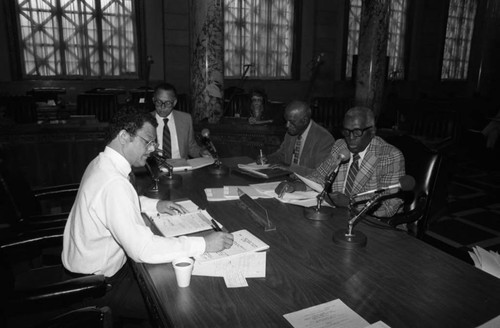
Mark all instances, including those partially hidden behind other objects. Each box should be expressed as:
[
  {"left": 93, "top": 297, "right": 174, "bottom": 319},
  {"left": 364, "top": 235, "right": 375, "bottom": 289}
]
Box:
[
  {"left": 134, "top": 134, "right": 158, "bottom": 150},
  {"left": 341, "top": 126, "right": 373, "bottom": 138},
  {"left": 153, "top": 98, "right": 176, "bottom": 108}
]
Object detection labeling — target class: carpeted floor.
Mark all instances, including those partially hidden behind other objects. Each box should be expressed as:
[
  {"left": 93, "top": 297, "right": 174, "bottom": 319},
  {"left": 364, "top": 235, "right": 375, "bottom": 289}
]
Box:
[{"left": 423, "top": 157, "right": 500, "bottom": 264}]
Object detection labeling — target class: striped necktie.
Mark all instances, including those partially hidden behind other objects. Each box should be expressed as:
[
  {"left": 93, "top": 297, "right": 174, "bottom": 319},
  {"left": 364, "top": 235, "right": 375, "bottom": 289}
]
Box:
[
  {"left": 344, "top": 153, "right": 360, "bottom": 196},
  {"left": 162, "top": 118, "right": 171, "bottom": 159},
  {"left": 292, "top": 135, "right": 302, "bottom": 164}
]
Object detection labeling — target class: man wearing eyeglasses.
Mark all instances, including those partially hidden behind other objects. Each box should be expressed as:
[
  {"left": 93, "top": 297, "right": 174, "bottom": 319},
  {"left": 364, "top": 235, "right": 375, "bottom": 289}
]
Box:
[
  {"left": 151, "top": 82, "right": 210, "bottom": 159},
  {"left": 62, "top": 106, "right": 233, "bottom": 325},
  {"left": 275, "top": 106, "right": 405, "bottom": 217}
]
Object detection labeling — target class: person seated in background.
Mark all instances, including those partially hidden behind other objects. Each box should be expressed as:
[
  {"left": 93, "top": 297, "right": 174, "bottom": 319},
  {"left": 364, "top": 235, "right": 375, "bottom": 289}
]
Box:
[
  {"left": 275, "top": 106, "right": 405, "bottom": 217},
  {"left": 267, "top": 100, "right": 335, "bottom": 176},
  {"left": 62, "top": 106, "right": 233, "bottom": 326},
  {"left": 248, "top": 88, "right": 273, "bottom": 124},
  {"left": 151, "top": 82, "right": 210, "bottom": 158}
]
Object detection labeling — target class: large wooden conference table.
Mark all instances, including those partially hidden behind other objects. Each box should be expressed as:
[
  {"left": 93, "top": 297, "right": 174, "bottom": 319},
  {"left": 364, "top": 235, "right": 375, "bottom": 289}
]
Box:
[{"left": 134, "top": 158, "right": 500, "bottom": 328}]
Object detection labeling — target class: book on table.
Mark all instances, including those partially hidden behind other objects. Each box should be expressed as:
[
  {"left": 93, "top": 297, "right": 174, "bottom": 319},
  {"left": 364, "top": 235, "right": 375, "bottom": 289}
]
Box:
[
  {"left": 146, "top": 200, "right": 216, "bottom": 238},
  {"left": 236, "top": 162, "right": 291, "bottom": 179}
]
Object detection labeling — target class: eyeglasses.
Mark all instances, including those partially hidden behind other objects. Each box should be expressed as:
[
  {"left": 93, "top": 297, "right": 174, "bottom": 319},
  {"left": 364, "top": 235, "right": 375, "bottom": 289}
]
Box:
[
  {"left": 341, "top": 126, "right": 373, "bottom": 138},
  {"left": 154, "top": 98, "right": 176, "bottom": 108},
  {"left": 135, "top": 134, "right": 158, "bottom": 150}
]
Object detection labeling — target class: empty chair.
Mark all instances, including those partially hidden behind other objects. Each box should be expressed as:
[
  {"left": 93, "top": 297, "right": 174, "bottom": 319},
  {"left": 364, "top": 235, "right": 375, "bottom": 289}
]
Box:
[
  {"left": 383, "top": 135, "right": 448, "bottom": 238},
  {"left": 76, "top": 94, "right": 118, "bottom": 122}
]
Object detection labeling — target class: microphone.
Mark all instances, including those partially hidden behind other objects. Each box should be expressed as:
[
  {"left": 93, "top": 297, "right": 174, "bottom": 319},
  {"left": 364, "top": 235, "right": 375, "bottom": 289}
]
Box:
[
  {"left": 304, "top": 149, "right": 350, "bottom": 221},
  {"left": 201, "top": 129, "right": 218, "bottom": 158},
  {"left": 150, "top": 151, "right": 182, "bottom": 185},
  {"left": 352, "top": 175, "right": 415, "bottom": 198}
]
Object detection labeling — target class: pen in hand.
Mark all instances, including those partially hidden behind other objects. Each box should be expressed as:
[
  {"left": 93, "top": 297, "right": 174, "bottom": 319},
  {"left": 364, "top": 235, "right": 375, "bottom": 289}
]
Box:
[{"left": 211, "top": 219, "right": 222, "bottom": 231}]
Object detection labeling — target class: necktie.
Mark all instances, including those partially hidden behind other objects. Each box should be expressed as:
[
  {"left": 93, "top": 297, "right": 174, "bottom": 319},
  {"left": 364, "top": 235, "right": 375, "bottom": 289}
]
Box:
[
  {"left": 292, "top": 135, "right": 302, "bottom": 164},
  {"left": 162, "top": 118, "right": 171, "bottom": 159},
  {"left": 344, "top": 153, "right": 360, "bottom": 196}
]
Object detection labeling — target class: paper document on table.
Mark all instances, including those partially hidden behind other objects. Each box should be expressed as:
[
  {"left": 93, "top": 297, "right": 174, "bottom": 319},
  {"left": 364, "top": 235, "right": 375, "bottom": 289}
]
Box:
[
  {"left": 193, "top": 252, "right": 266, "bottom": 278},
  {"left": 195, "top": 229, "right": 269, "bottom": 263},
  {"left": 283, "top": 299, "right": 369, "bottom": 328},
  {"left": 477, "top": 314, "right": 500, "bottom": 328},
  {"left": 295, "top": 173, "right": 324, "bottom": 193},
  {"left": 365, "top": 321, "right": 391, "bottom": 328},
  {"left": 468, "top": 246, "right": 500, "bottom": 279},
  {"left": 151, "top": 209, "right": 214, "bottom": 238},
  {"left": 205, "top": 185, "right": 270, "bottom": 201},
  {"left": 188, "top": 157, "right": 215, "bottom": 170}
]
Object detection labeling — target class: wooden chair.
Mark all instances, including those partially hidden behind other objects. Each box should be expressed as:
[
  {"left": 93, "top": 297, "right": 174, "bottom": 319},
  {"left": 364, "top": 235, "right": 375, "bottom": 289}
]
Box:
[
  {"left": 383, "top": 135, "right": 448, "bottom": 238},
  {"left": 76, "top": 94, "right": 118, "bottom": 122},
  {"left": 4, "top": 96, "right": 37, "bottom": 124},
  {"left": 176, "top": 93, "right": 191, "bottom": 113},
  {"left": 1, "top": 234, "right": 108, "bottom": 327},
  {"left": 226, "top": 93, "right": 251, "bottom": 117}
]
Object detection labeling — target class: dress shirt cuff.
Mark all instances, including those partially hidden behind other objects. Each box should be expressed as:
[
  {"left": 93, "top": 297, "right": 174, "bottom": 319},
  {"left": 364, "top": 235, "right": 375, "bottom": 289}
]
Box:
[
  {"left": 139, "top": 196, "right": 160, "bottom": 213},
  {"left": 186, "top": 236, "right": 207, "bottom": 255}
]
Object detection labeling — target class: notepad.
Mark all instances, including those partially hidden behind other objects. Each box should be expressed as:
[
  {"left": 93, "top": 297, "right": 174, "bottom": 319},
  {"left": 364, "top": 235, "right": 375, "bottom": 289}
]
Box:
[{"left": 194, "top": 229, "right": 269, "bottom": 263}]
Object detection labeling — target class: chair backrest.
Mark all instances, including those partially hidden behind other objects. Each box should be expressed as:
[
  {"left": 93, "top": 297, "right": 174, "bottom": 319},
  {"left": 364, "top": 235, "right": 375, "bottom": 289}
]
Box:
[
  {"left": 38, "top": 306, "right": 113, "bottom": 328},
  {"left": 176, "top": 93, "right": 191, "bottom": 113},
  {"left": 5, "top": 96, "right": 37, "bottom": 124},
  {"left": 76, "top": 94, "right": 118, "bottom": 122},
  {"left": 384, "top": 134, "right": 447, "bottom": 237},
  {"left": 310, "top": 97, "right": 353, "bottom": 137},
  {"left": 226, "top": 93, "right": 251, "bottom": 117}
]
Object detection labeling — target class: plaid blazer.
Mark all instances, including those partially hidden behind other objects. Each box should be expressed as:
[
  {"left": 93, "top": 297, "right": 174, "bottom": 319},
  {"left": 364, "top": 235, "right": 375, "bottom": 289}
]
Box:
[{"left": 308, "top": 136, "right": 405, "bottom": 217}]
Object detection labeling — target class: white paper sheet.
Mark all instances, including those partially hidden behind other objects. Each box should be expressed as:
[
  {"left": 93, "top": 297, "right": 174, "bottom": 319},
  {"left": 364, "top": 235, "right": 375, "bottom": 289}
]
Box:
[
  {"left": 283, "top": 299, "right": 369, "bottom": 328},
  {"left": 193, "top": 252, "right": 266, "bottom": 278}
]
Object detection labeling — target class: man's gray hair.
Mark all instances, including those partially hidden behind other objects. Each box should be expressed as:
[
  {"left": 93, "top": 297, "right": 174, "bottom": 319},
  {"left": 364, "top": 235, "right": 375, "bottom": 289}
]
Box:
[{"left": 345, "top": 106, "right": 375, "bottom": 126}]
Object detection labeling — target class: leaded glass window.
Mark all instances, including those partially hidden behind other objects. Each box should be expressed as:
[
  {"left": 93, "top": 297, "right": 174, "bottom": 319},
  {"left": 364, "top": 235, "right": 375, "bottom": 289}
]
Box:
[
  {"left": 15, "top": 0, "right": 138, "bottom": 78},
  {"left": 441, "top": 0, "right": 477, "bottom": 80},
  {"left": 224, "top": 0, "right": 294, "bottom": 79},
  {"left": 346, "top": 0, "right": 408, "bottom": 80}
]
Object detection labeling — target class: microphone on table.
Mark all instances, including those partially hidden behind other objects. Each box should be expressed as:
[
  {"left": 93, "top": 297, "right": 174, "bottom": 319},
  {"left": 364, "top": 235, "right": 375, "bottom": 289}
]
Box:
[
  {"left": 333, "top": 175, "right": 416, "bottom": 249},
  {"left": 304, "top": 149, "right": 350, "bottom": 221},
  {"left": 149, "top": 151, "right": 182, "bottom": 186},
  {"left": 200, "top": 129, "right": 228, "bottom": 175}
]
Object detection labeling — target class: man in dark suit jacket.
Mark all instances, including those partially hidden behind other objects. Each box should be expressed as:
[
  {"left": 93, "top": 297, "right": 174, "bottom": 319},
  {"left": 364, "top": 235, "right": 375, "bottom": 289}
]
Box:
[
  {"left": 267, "top": 100, "right": 335, "bottom": 176},
  {"left": 151, "top": 83, "right": 209, "bottom": 159},
  {"left": 276, "top": 106, "right": 405, "bottom": 217}
]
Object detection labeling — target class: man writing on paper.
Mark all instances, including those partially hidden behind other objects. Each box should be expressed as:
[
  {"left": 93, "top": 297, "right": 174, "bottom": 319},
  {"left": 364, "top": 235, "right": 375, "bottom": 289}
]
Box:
[
  {"left": 275, "top": 107, "right": 405, "bottom": 217},
  {"left": 267, "top": 100, "right": 335, "bottom": 176},
  {"left": 62, "top": 106, "right": 233, "bottom": 326},
  {"left": 151, "top": 82, "right": 210, "bottom": 159}
]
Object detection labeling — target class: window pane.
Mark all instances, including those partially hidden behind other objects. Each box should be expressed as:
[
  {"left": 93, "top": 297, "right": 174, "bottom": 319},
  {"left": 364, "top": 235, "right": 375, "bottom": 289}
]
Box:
[
  {"left": 346, "top": 0, "right": 408, "bottom": 80},
  {"left": 224, "top": 0, "right": 294, "bottom": 79},
  {"left": 441, "top": 0, "right": 477, "bottom": 80},
  {"left": 16, "top": 0, "right": 137, "bottom": 78}
]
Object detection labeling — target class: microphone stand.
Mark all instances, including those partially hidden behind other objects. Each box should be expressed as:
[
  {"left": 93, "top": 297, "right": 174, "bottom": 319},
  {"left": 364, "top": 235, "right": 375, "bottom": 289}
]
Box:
[
  {"left": 151, "top": 152, "right": 182, "bottom": 185},
  {"left": 144, "top": 162, "right": 160, "bottom": 194},
  {"left": 204, "top": 139, "right": 229, "bottom": 176},
  {"left": 303, "top": 166, "right": 340, "bottom": 221},
  {"left": 332, "top": 193, "right": 384, "bottom": 249}
]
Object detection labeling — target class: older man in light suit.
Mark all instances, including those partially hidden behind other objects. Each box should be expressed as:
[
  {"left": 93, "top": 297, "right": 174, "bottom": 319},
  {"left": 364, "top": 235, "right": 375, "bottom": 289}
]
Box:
[
  {"left": 276, "top": 107, "right": 405, "bottom": 217},
  {"left": 151, "top": 83, "right": 209, "bottom": 159}
]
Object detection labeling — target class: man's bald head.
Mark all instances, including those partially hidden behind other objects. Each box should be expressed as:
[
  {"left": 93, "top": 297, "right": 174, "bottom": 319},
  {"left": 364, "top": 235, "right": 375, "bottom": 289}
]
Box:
[{"left": 284, "top": 101, "right": 312, "bottom": 136}]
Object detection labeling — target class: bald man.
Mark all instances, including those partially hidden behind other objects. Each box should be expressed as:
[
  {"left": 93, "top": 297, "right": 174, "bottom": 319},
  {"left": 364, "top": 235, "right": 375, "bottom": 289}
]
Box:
[{"left": 267, "top": 100, "right": 335, "bottom": 176}]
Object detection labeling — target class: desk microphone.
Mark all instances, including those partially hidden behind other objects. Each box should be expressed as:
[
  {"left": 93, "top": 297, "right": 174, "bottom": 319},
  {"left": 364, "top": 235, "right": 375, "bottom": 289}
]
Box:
[
  {"left": 150, "top": 151, "right": 182, "bottom": 186},
  {"left": 304, "top": 149, "right": 350, "bottom": 221},
  {"left": 333, "top": 175, "right": 416, "bottom": 249},
  {"left": 200, "top": 129, "right": 228, "bottom": 175}
]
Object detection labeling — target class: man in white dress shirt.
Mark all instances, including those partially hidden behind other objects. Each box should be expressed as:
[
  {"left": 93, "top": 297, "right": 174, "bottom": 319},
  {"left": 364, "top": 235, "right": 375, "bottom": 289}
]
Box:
[{"left": 62, "top": 106, "right": 233, "bottom": 326}]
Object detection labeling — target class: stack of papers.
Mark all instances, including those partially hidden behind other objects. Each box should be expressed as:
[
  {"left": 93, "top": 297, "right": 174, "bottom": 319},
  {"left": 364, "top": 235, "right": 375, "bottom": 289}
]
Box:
[
  {"left": 204, "top": 185, "right": 271, "bottom": 201},
  {"left": 284, "top": 299, "right": 391, "bottom": 328},
  {"left": 193, "top": 229, "right": 269, "bottom": 288},
  {"left": 468, "top": 246, "right": 500, "bottom": 279}
]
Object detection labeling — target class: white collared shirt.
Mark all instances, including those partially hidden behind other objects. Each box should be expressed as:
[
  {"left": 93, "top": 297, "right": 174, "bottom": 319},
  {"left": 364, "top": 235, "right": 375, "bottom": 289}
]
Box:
[
  {"left": 156, "top": 112, "right": 181, "bottom": 159},
  {"left": 62, "top": 147, "right": 205, "bottom": 277}
]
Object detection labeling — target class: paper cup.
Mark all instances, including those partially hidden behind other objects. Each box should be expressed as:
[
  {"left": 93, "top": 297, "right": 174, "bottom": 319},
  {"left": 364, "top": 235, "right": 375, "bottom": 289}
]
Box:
[{"left": 172, "top": 257, "right": 194, "bottom": 287}]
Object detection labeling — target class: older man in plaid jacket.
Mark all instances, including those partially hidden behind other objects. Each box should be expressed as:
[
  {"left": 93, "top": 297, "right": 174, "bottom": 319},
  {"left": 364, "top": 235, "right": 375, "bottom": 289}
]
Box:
[{"left": 276, "top": 106, "right": 405, "bottom": 217}]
